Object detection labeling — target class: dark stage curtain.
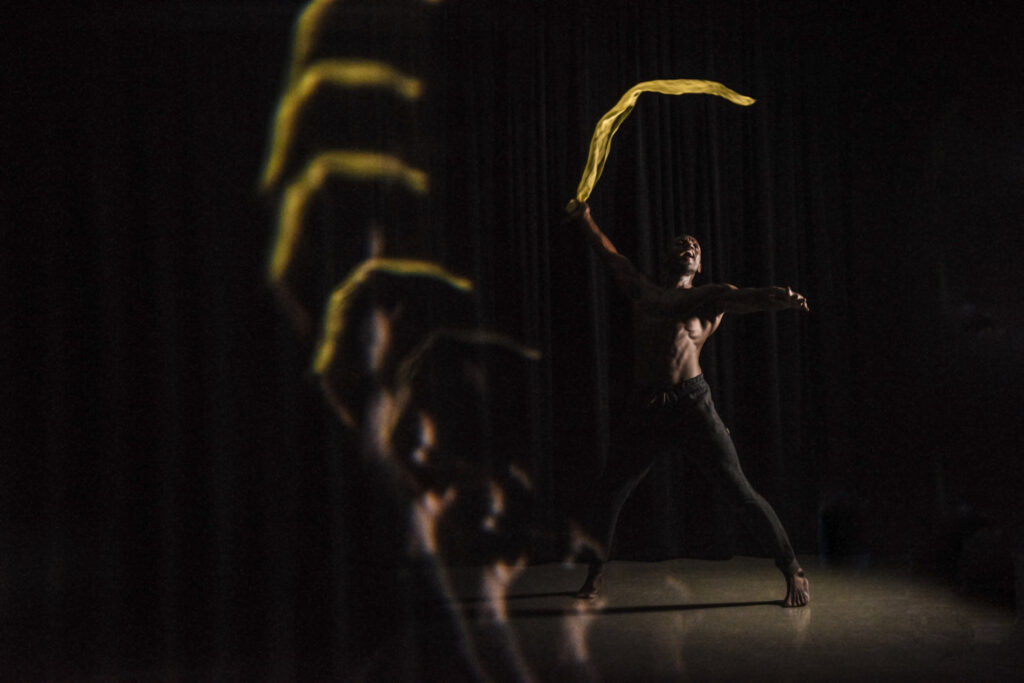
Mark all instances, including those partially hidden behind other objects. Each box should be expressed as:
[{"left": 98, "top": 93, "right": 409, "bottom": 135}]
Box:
[{"left": 7, "top": 0, "right": 1024, "bottom": 678}]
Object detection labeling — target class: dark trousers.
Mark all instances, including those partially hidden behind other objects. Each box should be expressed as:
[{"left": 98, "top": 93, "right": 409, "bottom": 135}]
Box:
[{"left": 585, "top": 374, "right": 799, "bottom": 576}]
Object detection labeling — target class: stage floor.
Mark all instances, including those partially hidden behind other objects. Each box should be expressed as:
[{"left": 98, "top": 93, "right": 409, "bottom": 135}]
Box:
[{"left": 448, "top": 556, "right": 1022, "bottom": 682}]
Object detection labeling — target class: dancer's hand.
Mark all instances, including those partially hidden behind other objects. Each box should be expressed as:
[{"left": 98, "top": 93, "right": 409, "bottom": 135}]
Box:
[
  {"left": 768, "top": 286, "right": 809, "bottom": 312},
  {"left": 566, "top": 198, "right": 589, "bottom": 216}
]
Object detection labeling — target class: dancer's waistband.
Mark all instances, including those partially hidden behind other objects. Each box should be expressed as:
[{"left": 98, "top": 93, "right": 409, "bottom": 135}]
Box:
[
  {"left": 638, "top": 374, "right": 705, "bottom": 394},
  {"left": 675, "top": 374, "right": 705, "bottom": 390},
  {"left": 635, "top": 374, "right": 706, "bottom": 409}
]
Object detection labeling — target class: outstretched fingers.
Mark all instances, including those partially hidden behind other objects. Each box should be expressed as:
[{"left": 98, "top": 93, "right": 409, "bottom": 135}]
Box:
[{"left": 786, "top": 286, "right": 810, "bottom": 312}]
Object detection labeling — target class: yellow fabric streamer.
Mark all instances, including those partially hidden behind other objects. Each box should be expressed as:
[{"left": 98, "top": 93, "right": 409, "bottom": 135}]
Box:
[
  {"left": 314, "top": 258, "right": 474, "bottom": 376},
  {"left": 261, "top": 59, "right": 423, "bottom": 192},
  {"left": 287, "top": 0, "right": 439, "bottom": 86},
  {"left": 570, "top": 79, "right": 755, "bottom": 209},
  {"left": 269, "top": 151, "right": 429, "bottom": 288}
]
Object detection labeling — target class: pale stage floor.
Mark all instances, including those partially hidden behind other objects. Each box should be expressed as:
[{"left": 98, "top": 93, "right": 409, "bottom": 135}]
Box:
[{"left": 447, "top": 556, "right": 1023, "bottom": 682}]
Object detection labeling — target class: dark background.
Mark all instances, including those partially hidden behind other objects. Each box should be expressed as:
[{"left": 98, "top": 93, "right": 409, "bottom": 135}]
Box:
[{"left": 5, "top": 0, "right": 1023, "bottom": 677}]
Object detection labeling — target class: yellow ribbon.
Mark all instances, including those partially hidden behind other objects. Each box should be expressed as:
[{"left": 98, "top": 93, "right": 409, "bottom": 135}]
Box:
[
  {"left": 570, "top": 79, "right": 755, "bottom": 210},
  {"left": 261, "top": 59, "right": 424, "bottom": 192},
  {"left": 314, "top": 258, "right": 474, "bottom": 376},
  {"left": 268, "top": 151, "right": 429, "bottom": 290}
]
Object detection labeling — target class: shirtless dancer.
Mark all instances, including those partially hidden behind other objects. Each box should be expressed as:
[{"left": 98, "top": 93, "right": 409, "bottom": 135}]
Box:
[{"left": 569, "top": 201, "right": 810, "bottom": 607}]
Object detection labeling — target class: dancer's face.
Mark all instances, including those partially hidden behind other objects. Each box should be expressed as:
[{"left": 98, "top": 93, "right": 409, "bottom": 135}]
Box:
[{"left": 663, "top": 235, "right": 702, "bottom": 281}]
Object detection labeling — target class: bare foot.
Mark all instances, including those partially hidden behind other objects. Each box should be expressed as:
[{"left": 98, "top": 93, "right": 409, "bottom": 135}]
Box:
[
  {"left": 575, "top": 568, "right": 603, "bottom": 600},
  {"left": 783, "top": 569, "right": 809, "bottom": 607}
]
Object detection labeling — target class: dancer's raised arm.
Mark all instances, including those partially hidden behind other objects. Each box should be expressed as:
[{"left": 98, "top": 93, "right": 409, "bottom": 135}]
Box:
[{"left": 567, "top": 201, "right": 658, "bottom": 301}]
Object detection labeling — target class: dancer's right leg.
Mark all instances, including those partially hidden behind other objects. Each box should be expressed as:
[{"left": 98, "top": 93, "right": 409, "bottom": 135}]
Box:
[{"left": 575, "top": 431, "right": 655, "bottom": 599}]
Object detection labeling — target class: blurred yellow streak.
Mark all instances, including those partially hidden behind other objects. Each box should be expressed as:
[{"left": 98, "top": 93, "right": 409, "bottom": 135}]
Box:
[
  {"left": 314, "top": 258, "right": 473, "bottom": 375},
  {"left": 269, "top": 152, "right": 429, "bottom": 287},
  {"left": 261, "top": 59, "right": 423, "bottom": 191}
]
